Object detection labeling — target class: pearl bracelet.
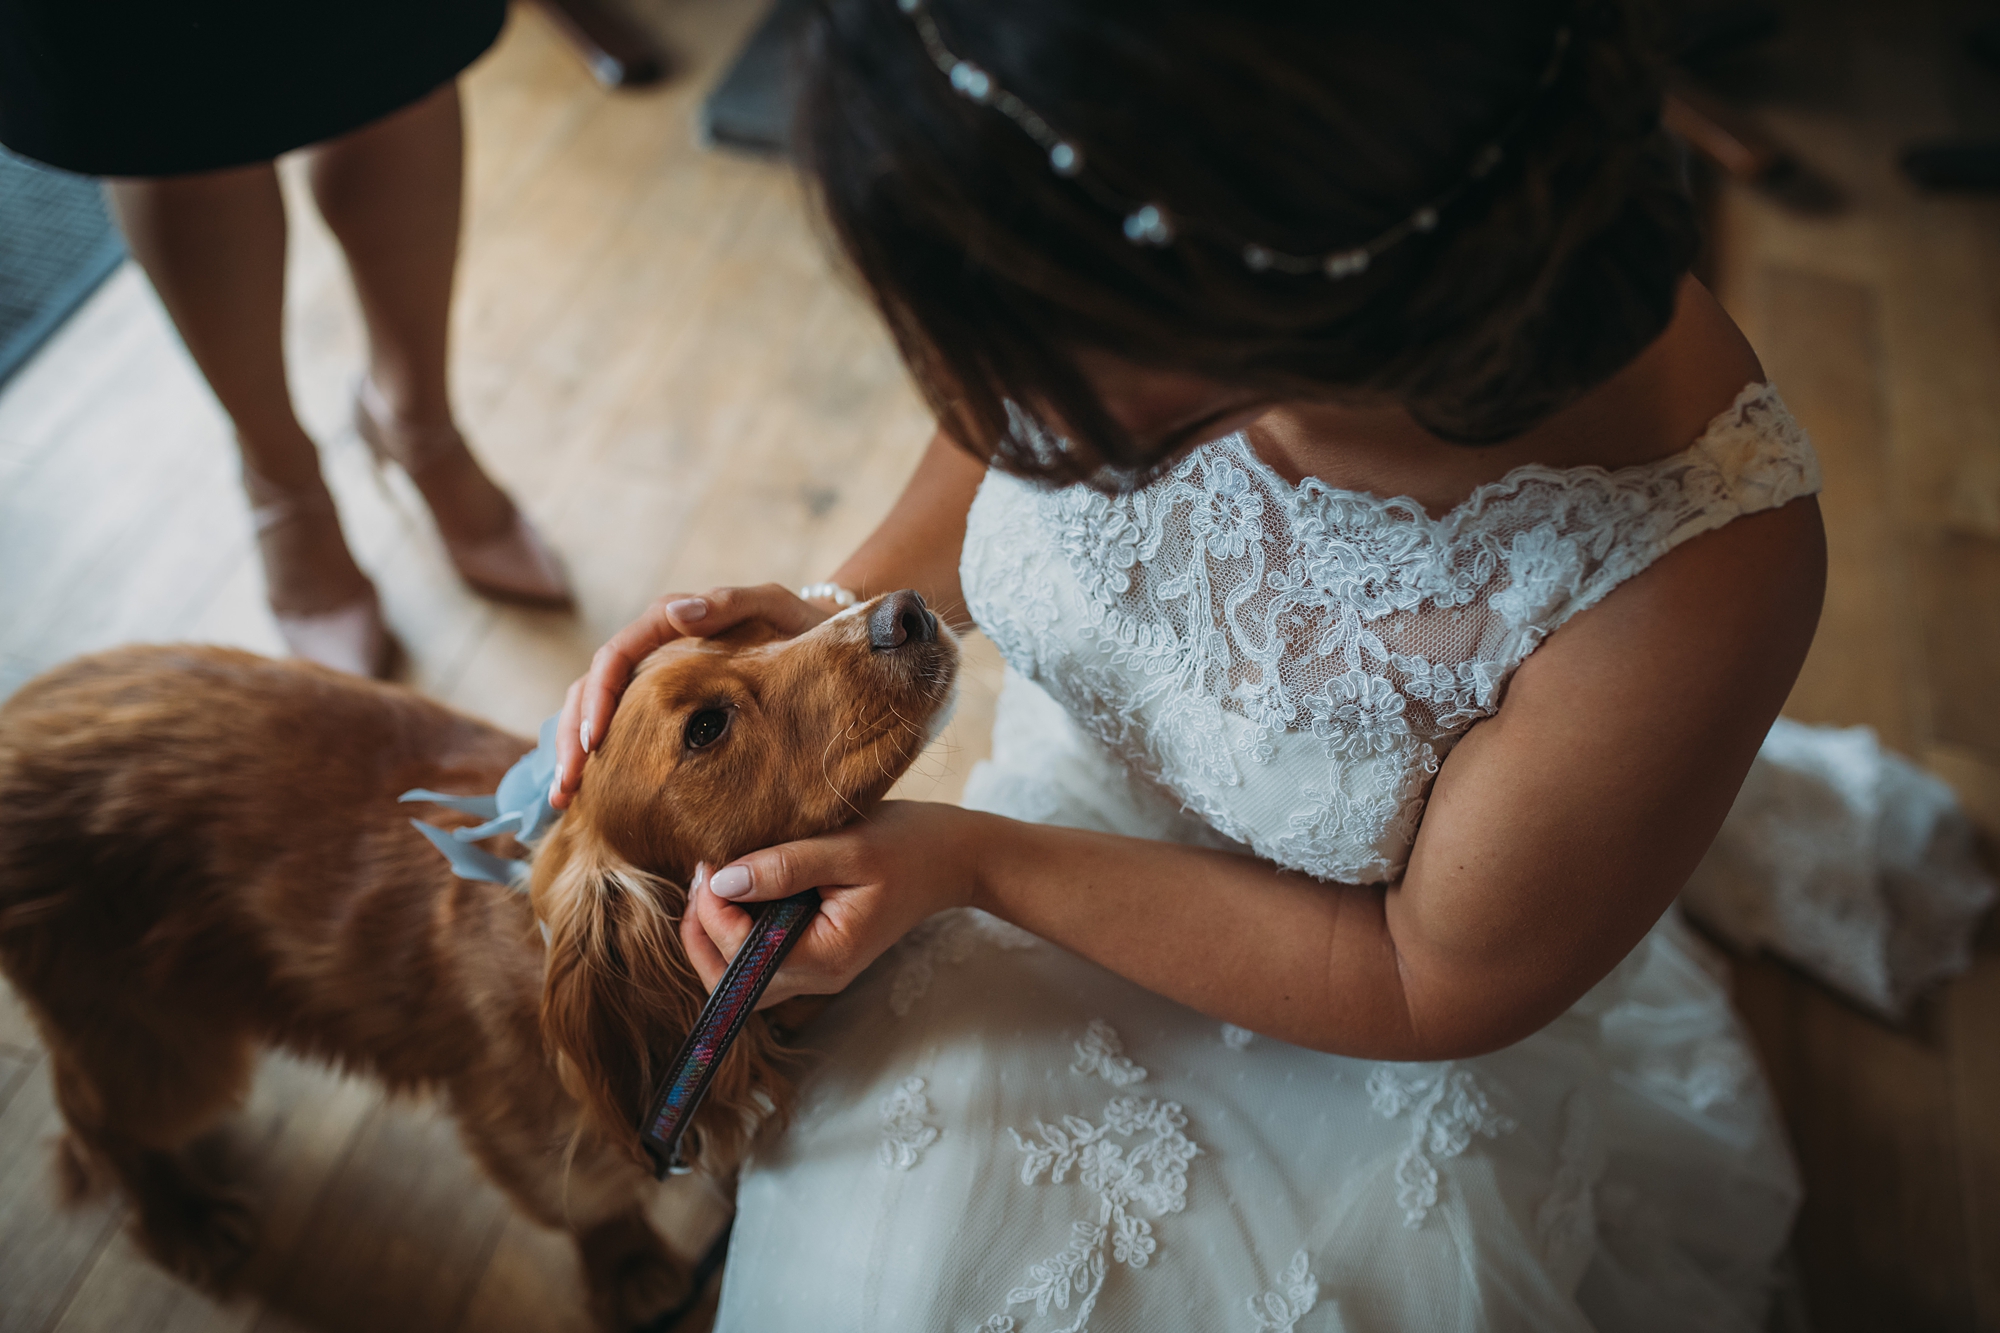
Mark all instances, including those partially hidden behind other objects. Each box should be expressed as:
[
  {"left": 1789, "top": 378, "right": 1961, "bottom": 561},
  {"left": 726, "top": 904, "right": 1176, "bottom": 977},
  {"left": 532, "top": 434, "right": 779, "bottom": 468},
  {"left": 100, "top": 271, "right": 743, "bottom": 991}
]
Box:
[{"left": 798, "top": 582, "right": 859, "bottom": 608}]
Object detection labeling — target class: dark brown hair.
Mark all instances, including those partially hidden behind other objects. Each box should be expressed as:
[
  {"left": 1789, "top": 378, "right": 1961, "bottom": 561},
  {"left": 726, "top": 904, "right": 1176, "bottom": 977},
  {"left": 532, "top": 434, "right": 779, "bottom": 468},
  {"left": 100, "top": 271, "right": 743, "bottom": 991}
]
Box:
[{"left": 798, "top": 0, "right": 1696, "bottom": 486}]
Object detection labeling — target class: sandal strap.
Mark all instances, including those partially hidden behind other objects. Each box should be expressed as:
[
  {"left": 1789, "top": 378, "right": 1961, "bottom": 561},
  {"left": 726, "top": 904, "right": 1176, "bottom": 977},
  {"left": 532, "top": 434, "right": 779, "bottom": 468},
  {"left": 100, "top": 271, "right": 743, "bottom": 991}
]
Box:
[
  {"left": 242, "top": 467, "right": 339, "bottom": 536},
  {"left": 354, "top": 379, "right": 467, "bottom": 476}
]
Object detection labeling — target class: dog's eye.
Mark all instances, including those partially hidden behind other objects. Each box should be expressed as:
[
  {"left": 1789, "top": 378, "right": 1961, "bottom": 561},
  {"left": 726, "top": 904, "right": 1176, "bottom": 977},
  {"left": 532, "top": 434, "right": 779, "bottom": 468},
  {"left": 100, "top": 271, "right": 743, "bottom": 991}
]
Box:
[{"left": 684, "top": 708, "right": 731, "bottom": 750}]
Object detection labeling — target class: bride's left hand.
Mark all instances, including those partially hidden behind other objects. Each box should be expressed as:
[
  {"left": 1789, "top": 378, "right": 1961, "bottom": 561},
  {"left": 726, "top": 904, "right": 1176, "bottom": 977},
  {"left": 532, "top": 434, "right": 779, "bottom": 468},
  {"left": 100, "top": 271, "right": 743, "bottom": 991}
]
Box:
[{"left": 682, "top": 801, "right": 995, "bottom": 1007}]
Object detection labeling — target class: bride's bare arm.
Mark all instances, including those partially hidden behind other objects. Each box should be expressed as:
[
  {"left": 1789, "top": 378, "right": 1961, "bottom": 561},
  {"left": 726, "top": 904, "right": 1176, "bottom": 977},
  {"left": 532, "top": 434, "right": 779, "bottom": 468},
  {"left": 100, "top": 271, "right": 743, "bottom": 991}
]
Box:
[{"left": 688, "top": 493, "right": 1824, "bottom": 1060}]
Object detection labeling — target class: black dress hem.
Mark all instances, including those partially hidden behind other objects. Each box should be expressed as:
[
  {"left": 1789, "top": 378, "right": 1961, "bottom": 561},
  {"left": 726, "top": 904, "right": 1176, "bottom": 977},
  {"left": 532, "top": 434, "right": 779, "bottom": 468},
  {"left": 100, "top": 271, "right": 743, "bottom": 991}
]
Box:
[{"left": 0, "top": 0, "right": 508, "bottom": 179}]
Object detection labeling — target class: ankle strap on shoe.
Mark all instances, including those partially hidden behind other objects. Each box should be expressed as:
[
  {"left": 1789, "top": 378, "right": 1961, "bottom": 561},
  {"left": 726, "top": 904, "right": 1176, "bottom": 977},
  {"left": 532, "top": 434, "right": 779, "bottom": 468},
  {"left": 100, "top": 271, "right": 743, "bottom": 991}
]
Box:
[{"left": 242, "top": 470, "right": 338, "bottom": 534}]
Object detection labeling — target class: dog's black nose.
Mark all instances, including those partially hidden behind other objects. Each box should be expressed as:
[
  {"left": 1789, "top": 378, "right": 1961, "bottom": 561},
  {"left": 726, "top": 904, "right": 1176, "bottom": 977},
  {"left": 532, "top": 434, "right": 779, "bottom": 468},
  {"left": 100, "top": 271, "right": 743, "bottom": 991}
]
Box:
[{"left": 869, "top": 589, "right": 938, "bottom": 651}]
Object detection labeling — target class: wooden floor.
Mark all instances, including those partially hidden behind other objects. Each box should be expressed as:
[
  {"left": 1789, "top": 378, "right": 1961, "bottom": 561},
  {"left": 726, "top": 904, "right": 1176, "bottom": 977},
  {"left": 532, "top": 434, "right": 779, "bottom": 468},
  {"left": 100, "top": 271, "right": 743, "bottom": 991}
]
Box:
[
  {"left": 1699, "top": 2, "right": 2000, "bottom": 1329},
  {"left": 0, "top": 0, "right": 1994, "bottom": 1328}
]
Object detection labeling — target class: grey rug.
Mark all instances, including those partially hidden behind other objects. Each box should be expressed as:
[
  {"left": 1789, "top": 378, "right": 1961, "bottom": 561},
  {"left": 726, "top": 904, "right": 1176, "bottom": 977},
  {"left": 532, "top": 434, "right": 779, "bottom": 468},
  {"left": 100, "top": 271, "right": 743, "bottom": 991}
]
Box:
[{"left": 0, "top": 150, "right": 125, "bottom": 388}]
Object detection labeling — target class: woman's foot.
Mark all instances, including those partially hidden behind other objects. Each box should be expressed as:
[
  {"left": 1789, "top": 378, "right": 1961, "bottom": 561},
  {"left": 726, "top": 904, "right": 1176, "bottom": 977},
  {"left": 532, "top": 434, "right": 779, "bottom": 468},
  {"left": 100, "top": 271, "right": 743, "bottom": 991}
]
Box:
[
  {"left": 244, "top": 467, "right": 395, "bottom": 678},
  {"left": 354, "top": 381, "right": 573, "bottom": 607}
]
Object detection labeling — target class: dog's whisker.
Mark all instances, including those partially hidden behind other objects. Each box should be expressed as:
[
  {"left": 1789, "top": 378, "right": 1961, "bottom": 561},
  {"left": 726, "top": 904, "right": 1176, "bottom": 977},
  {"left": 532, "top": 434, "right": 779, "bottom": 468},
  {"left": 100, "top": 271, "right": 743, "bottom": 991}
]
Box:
[{"left": 822, "top": 713, "right": 887, "bottom": 819}]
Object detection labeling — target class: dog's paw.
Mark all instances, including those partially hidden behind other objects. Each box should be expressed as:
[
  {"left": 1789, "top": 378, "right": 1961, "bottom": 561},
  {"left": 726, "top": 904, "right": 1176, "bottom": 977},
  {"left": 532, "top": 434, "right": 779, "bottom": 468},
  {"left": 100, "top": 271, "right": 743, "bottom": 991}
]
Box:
[
  {"left": 136, "top": 1186, "right": 259, "bottom": 1291},
  {"left": 596, "top": 1249, "right": 694, "bottom": 1331},
  {"left": 580, "top": 1216, "right": 693, "bottom": 1331}
]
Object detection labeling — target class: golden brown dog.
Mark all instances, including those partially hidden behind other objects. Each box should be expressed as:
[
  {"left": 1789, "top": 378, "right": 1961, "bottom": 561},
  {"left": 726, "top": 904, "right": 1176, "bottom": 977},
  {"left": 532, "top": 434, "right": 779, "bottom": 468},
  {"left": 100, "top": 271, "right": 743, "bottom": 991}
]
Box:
[{"left": 0, "top": 589, "right": 956, "bottom": 1328}]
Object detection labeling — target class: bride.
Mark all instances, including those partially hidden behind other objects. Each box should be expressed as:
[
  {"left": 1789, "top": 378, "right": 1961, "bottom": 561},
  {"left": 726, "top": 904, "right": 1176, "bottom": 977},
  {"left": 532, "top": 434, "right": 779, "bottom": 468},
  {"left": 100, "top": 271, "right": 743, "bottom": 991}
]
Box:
[{"left": 554, "top": 2, "right": 1990, "bottom": 1328}]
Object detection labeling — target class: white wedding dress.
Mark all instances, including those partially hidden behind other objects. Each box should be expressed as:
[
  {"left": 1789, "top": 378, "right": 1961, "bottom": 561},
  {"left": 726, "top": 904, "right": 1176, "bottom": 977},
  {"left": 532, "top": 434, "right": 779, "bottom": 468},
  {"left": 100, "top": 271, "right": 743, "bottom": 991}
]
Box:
[{"left": 714, "top": 384, "right": 1992, "bottom": 1333}]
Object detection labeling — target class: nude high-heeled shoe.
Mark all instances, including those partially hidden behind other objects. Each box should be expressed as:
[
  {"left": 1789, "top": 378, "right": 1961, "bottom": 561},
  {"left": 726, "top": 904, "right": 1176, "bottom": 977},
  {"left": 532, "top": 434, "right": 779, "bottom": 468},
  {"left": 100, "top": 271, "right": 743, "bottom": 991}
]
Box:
[
  {"left": 354, "top": 383, "right": 573, "bottom": 608},
  {"left": 245, "top": 475, "right": 396, "bottom": 679}
]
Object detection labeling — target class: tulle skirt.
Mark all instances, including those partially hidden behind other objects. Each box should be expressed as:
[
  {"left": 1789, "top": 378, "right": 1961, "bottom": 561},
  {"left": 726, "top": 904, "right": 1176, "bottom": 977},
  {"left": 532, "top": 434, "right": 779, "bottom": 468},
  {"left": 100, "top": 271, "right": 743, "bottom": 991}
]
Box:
[{"left": 714, "top": 679, "right": 1989, "bottom": 1332}]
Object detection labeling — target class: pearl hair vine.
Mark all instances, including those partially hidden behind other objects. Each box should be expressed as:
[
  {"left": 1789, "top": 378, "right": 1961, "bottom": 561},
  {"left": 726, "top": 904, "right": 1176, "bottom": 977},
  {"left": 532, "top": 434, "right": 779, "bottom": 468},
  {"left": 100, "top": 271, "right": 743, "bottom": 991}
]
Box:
[{"left": 895, "top": 0, "right": 1572, "bottom": 280}]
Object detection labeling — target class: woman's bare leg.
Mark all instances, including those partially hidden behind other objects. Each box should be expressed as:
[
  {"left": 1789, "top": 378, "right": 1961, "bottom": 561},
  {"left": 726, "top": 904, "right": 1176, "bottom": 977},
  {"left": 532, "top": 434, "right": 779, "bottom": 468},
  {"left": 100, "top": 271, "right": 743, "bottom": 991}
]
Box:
[
  {"left": 306, "top": 83, "right": 514, "bottom": 545},
  {"left": 105, "top": 168, "right": 371, "bottom": 615}
]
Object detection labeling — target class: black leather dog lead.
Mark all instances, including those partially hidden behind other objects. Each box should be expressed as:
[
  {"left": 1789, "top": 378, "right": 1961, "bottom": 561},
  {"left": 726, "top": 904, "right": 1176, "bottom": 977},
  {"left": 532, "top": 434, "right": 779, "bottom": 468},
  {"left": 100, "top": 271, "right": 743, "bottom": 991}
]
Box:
[{"left": 638, "top": 890, "right": 819, "bottom": 1179}]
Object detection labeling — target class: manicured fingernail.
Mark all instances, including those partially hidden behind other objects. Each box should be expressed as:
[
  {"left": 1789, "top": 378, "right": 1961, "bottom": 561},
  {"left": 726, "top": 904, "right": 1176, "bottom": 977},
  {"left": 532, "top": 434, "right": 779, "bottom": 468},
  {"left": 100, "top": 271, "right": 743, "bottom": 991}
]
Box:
[
  {"left": 692, "top": 861, "right": 710, "bottom": 891},
  {"left": 549, "top": 779, "right": 562, "bottom": 805},
  {"left": 667, "top": 597, "right": 708, "bottom": 623},
  {"left": 710, "top": 865, "right": 751, "bottom": 898},
  {"left": 580, "top": 714, "right": 594, "bottom": 753}
]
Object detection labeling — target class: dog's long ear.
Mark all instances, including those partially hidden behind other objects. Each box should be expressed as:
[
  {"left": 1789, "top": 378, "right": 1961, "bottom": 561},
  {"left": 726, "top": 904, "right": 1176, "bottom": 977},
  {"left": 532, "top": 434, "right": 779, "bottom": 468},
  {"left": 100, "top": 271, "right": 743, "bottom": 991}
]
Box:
[{"left": 531, "top": 819, "right": 702, "bottom": 1166}]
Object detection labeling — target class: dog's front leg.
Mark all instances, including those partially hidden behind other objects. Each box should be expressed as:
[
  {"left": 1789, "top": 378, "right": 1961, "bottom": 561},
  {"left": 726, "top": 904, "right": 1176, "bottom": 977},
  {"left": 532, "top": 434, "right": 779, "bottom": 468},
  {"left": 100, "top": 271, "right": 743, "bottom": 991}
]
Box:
[
  {"left": 575, "top": 1201, "right": 694, "bottom": 1331},
  {"left": 456, "top": 1110, "right": 691, "bottom": 1330}
]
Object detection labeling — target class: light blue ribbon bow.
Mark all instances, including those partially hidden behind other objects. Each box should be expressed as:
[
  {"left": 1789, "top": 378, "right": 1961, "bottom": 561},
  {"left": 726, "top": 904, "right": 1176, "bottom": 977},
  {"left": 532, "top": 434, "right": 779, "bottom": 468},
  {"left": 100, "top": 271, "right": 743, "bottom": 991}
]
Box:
[{"left": 400, "top": 714, "right": 563, "bottom": 890}]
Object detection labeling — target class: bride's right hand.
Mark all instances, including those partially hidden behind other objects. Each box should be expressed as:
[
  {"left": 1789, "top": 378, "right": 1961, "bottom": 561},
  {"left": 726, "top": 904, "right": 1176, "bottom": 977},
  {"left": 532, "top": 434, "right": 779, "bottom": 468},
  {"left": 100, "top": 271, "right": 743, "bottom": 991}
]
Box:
[{"left": 551, "top": 583, "right": 830, "bottom": 809}]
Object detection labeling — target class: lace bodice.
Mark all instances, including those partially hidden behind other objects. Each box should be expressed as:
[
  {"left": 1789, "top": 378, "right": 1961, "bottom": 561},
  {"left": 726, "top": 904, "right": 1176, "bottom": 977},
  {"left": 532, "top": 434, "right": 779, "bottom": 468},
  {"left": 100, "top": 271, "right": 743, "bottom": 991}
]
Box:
[{"left": 961, "top": 381, "right": 1822, "bottom": 884}]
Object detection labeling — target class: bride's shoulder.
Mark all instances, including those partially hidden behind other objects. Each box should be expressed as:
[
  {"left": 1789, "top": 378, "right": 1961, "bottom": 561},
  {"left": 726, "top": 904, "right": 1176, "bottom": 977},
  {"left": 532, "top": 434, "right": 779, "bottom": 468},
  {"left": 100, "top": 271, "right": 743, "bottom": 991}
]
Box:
[
  {"left": 1545, "top": 277, "right": 1820, "bottom": 662},
  {"left": 1481, "top": 280, "right": 1822, "bottom": 786}
]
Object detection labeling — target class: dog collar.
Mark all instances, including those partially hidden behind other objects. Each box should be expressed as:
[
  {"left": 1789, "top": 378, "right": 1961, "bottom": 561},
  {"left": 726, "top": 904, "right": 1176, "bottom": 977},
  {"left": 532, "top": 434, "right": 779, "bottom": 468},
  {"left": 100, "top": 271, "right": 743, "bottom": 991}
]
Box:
[{"left": 639, "top": 889, "right": 818, "bottom": 1178}]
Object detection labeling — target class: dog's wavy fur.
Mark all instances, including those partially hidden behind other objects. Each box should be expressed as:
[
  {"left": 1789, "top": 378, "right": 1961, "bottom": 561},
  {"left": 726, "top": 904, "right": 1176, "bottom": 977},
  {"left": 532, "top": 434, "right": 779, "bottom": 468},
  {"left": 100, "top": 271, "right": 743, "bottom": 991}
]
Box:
[{"left": 0, "top": 600, "right": 956, "bottom": 1328}]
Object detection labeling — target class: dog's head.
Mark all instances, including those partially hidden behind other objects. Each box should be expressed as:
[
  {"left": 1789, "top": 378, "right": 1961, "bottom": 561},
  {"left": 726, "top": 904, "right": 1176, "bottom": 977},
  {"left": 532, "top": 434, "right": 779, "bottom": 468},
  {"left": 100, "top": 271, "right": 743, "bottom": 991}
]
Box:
[{"left": 531, "top": 590, "right": 958, "bottom": 1169}]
